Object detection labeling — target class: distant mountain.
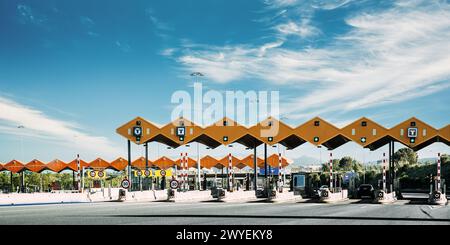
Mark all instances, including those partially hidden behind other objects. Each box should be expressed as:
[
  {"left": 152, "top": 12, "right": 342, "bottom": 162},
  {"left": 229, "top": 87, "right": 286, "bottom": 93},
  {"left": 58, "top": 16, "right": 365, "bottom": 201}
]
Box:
[
  {"left": 418, "top": 158, "right": 438, "bottom": 164},
  {"left": 289, "top": 156, "right": 321, "bottom": 166}
]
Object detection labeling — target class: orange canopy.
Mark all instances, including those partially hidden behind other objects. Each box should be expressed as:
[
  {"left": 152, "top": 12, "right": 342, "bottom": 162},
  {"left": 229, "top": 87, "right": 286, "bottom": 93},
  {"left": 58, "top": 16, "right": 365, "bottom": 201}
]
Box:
[
  {"left": 110, "top": 157, "right": 128, "bottom": 171},
  {"left": 258, "top": 154, "right": 291, "bottom": 168},
  {"left": 0, "top": 163, "right": 4, "bottom": 172},
  {"left": 25, "top": 159, "right": 47, "bottom": 173},
  {"left": 67, "top": 159, "right": 89, "bottom": 171},
  {"left": 153, "top": 157, "right": 175, "bottom": 170},
  {"left": 4, "top": 160, "right": 25, "bottom": 173},
  {"left": 89, "top": 158, "right": 111, "bottom": 169},
  {"left": 174, "top": 157, "right": 197, "bottom": 168},
  {"left": 240, "top": 155, "right": 264, "bottom": 169},
  {"left": 199, "top": 155, "right": 220, "bottom": 169},
  {"left": 46, "top": 159, "right": 67, "bottom": 173},
  {"left": 219, "top": 155, "right": 241, "bottom": 168},
  {"left": 131, "top": 157, "right": 153, "bottom": 170}
]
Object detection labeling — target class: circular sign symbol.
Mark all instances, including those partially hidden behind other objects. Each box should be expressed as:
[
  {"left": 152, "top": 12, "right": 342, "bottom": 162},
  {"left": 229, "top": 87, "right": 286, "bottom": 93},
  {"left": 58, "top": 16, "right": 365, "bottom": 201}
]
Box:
[
  {"left": 97, "top": 171, "right": 104, "bottom": 178},
  {"left": 144, "top": 170, "right": 150, "bottom": 177},
  {"left": 89, "top": 171, "right": 96, "bottom": 178},
  {"left": 170, "top": 180, "right": 179, "bottom": 190},
  {"left": 133, "top": 127, "right": 142, "bottom": 137},
  {"left": 121, "top": 179, "right": 130, "bottom": 189},
  {"left": 160, "top": 170, "right": 166, "bottom": 177},
  {"left": 137, "top": 170, "right": 142, "bottom": 176}
]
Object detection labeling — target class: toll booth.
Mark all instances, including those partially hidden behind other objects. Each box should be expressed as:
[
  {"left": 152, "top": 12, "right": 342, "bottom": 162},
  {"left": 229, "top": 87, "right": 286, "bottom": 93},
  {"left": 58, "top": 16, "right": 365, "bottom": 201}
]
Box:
[{"left": 291, "top": 172, "right": 317, "bottom": 197}]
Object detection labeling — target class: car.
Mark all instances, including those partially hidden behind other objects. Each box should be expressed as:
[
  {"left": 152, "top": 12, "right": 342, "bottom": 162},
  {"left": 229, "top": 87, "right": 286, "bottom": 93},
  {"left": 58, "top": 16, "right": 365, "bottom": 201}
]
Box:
[
  {"left": 357, "top": 184, "right": 375, "bottom": 199},
  {"left": 313, "top": 185, "right": 329, "bottom": 198}
]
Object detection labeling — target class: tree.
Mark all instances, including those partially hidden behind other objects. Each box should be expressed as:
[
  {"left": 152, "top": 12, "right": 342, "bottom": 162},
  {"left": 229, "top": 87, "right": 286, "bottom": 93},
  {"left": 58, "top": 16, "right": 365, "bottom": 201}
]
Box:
[
  {"left": 393, "top": 147, "right": 418, "bottom": 169},
  {"left": 338, "top": 157, "right": 353, "bottom": 171}
]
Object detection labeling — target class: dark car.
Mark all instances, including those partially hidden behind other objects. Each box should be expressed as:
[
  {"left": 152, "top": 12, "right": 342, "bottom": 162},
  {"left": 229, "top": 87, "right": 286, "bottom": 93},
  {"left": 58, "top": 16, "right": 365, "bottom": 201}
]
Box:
[
  {"left": 312, "top": 185, "right": 329, "bottom": 198},
  {"left": 357, "top": 184, "right": 375, "bottom": 199}
]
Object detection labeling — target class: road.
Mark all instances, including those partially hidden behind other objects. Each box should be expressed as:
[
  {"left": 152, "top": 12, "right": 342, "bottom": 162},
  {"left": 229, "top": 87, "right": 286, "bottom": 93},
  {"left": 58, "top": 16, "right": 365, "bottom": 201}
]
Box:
[{"left": 0, "top": 198, "right": 449, "bottom": 225}]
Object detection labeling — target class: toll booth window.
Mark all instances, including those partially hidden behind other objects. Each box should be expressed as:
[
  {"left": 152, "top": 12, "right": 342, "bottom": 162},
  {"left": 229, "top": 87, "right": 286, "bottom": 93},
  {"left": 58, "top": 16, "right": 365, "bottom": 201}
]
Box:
[
  {"left": 314, "top": 121, "right": 320, "bottom": 126},
  {"left": 423, "top": 129, "right": 426, "bottom": 136},
  {"left": 294, "top": 175, "right": 305, "bottom": 188},
  {"left": 372, "top": 128, "right": 377, "bottom": 136},
  {"left": 400, "top": 129, "right": 404, "bottom": 136},
  {"left": 361, "top": 121, "right": 367, "bottom": 127},
  {"left": 410, "top": 122, "right": 416, "bottom": 127},
  {"left": 351, "top": 129, "right": 355, "bottom": 135}
]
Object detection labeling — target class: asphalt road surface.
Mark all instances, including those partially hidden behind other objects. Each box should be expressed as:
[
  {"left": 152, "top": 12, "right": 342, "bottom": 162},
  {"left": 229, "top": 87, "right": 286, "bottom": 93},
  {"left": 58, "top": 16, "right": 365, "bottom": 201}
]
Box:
[{"left": 0, "top": 197, "right": 449, "bottom": 225}]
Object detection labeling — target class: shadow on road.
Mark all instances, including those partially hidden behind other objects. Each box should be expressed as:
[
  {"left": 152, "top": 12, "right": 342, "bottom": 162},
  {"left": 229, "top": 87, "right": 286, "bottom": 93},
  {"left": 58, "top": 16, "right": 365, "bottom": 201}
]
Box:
[{"left": 100, "top": 214, "right": 450, "bottom": 223}]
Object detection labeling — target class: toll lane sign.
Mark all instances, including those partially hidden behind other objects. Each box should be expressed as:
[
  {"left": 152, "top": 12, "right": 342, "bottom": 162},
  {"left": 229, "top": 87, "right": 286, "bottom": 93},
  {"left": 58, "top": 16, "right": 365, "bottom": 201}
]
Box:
[
  {"left": 170, "top": 180, "right": 179, "bottom": 190},
  {"left": 408, "top": 128, "right": 418, "bottom": 138},
  {"left": 121, "top": 179, "right": 131, "bottom": 189}
]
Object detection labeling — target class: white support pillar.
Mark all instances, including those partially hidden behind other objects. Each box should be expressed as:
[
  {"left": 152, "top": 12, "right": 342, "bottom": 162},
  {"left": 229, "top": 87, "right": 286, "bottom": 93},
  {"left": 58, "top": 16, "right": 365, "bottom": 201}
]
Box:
[
  {"left": 184, "top": 152, "right": 188, "bottom": 191},
  {"left": 76, "top": 154, "right": 81, "bottom": 192},
  {"left": 278, "top": 152, "right": 282, "bottom": 192},
  {"left": 383, "top": 153, "right": 386, "bottom": 192},
  {"left": 179, "top": 152, "right": 183, "bottom": 189},
  {"left": 228, "top": 153, "right": 233, "bottom": 192},
  {"left": 437, "top": 153, "right": 441, "bottom": 192}
]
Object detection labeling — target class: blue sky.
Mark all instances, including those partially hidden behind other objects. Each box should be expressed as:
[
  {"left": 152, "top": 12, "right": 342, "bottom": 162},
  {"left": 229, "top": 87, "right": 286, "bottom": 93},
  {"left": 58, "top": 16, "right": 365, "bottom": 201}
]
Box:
[{"left": 0, "top": 0, "right": 449, "bottom": 164}]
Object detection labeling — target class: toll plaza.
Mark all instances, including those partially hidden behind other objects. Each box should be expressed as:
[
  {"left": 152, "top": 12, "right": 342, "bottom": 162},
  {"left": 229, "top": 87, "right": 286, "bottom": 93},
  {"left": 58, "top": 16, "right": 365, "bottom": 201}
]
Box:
[
  {"left": 114, "top": 115, "right": 449, "bottom": 204},
  {"left": 1, "top": 116, "right": 448, "bottom": 205}
]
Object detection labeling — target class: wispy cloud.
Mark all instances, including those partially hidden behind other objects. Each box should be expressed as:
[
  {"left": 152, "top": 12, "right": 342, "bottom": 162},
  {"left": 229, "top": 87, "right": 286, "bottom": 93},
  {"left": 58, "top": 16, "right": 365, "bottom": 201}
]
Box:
[
  {"left": 275, "top": 19, "right": 320, "bottom": 38},
  {"left": 174, "top": 0, "right": 450, "bottom": 119},
  {"left": 145, "top": 8, "right": 173, "bottom": 39},
  {"left": 0, "top": 96, "right": 121, "bottom": 157},
  {"left": 80, "top": 16, "right": 95, "bottom": 28},
  {"left": 115, "top": 41, "right": 132, "bottom": 52},
  {"left": 16, "top": 4, "right": 48, "bottom": 28}
]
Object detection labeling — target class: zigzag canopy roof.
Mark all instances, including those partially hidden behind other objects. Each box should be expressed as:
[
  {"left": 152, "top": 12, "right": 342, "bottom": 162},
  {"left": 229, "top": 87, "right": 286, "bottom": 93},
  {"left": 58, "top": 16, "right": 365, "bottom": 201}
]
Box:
[
  {"left": 117, "top": 116, "right": 450, "bottom": 151},
  {"left": 0, "top": 154, "right": 292, "bottom": 173}
]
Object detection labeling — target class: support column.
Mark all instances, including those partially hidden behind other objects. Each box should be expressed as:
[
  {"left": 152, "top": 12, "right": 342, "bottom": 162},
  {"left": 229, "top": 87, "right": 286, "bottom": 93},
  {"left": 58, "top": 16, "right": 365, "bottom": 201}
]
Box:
[
  {"left": 264, "top": 143, "right": 268, "bottom": 192},
  {"left": 392, "top": 141, "right": 395, "bottom": 192},
  {"left": 20, "top": 172, "right": 25, "bottom": 193},
  {"left": 388, "top": 141, "right": 392, "bottom": 190},
  {"left": 197, "top": 143, "right": 201, "bottom": 191},
  {"left": 253, "top": 145, "right": 257, "bottom": 193},
  {"left": 145, "top": 143, "right": 149, "bottom": 170},
  {"left": 127, "top": 140, "right": 132, "bottom": 191},
  {"left": 382, "top": 153, "right": 386, "bottom": 192},
  {"left": 145, "top": 143, "right": 148, "bottom": 191},
  {"left": 228, "top": 153, "right": 233, "bottom": 191},
  {"left": 329, "top": 152, "right": 333, "bottom": 191},
  {"left": 10, "top": 171, "right": 13, "bottom": 192}
]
